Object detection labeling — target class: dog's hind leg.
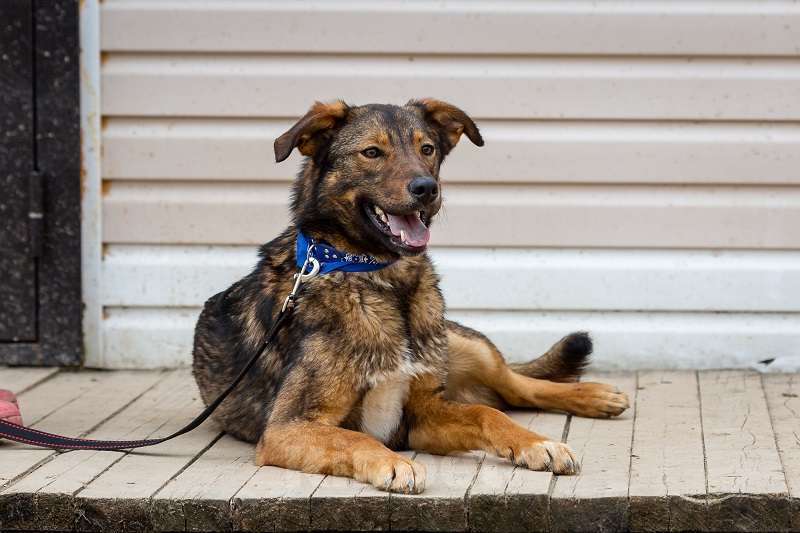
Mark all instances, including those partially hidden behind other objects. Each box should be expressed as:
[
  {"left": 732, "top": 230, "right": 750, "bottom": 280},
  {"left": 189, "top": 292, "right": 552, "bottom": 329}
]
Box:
[
  {"left": 407, "top": 374, "right": 579, "bottom": 474},
  {"left": 444, "top": 320, "right": 629, "bottom": 418}
]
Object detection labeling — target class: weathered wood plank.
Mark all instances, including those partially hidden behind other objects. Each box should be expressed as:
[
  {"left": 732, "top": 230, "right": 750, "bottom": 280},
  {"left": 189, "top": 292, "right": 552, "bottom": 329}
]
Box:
[
  {"left": 0, "top": 371, "right": 166, "bottom": 531},
  {"left": 628, "top": 371, "right": 707, "bottom": 532},
  {"left": 762, "top": 373, "right": 800, "bottom": 531},
  {"left": 233, "top": 465, "right": 324, "bottom": 532},
  {"left": 0, "top": 372, "right": 97, "bottom": 489},
  {"left": 390, "top": 451, "right": 482, "bottom": 532},
  {"left": 0, "top": 366, "right": 58, "bottom": 394},
  {"left": 468, "top": 410, "right": 567, "bottom": 532},
  {"left": 151, "top": 434, "right": 258, "bottom": 531},
  {"left": 550, "top": 372, "right": 637, "bottom": 533},
  {"left": 1, "top": 370, "right": 190, "bottom": 531},
  {"left": 700, "top": 370, "right": 791, "bottom": 531},
  {"left": 72, "top": 378, "right": 221, "bottom": 532},
  {"left": 309, "top": 470, "right": 390, "bottom": 531},
  {"left": 0, "top": 371, "right": 164, "bottom": 488}
]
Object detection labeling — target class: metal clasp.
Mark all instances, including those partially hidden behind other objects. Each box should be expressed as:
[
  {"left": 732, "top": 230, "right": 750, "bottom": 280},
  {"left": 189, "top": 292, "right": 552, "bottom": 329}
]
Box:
[{"left": 281, "top": 244, "right": 320, "bottom": 312}]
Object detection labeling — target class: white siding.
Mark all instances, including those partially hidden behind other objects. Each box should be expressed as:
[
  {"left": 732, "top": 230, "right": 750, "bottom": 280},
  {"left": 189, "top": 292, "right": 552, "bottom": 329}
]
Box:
[
  {"left": 92, "top": 0, "right": 800, "bottom": 369},
  {"left": 101, "top": 1, "right": 800, "bottom": 56},
  {"left": 102, "top": 54, "right": 800, "bottom": 120}
]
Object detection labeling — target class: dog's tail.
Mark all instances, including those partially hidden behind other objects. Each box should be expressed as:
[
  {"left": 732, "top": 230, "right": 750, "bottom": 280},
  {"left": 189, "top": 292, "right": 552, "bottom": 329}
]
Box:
[{"left": 509, "top": 332, "right": 592, "bottom": 383}]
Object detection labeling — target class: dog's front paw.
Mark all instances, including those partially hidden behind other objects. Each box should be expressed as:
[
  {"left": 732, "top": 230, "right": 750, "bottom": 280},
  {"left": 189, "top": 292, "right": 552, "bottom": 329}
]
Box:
[
  {"left": 516, "top": 440, "right": 579, "bottom": 475},
  {"left": 361, "top": 454, "right": 427, "bottom": 494}
]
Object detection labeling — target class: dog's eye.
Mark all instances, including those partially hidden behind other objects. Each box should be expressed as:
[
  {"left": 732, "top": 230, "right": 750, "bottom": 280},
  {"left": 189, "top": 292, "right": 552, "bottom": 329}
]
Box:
[
  {"left": 421, "top": 144, "right": 435, "bottom": 156},
  {"left": 361, "top": 147, "right": 382, "bottom": 159}
]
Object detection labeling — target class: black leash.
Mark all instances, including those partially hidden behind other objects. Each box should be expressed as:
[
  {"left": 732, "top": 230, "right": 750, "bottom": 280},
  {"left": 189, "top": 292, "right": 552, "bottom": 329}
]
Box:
[
  {"left": 0, "top": 311, "right": 291, "bottom": 451},
  {"left": 0, "top": 244, "right": 324, "bottom": 452}
]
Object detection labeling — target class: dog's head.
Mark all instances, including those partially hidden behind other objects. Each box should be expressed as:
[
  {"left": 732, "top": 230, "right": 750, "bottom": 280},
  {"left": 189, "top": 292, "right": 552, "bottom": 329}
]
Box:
[{"left": 275, "top": 99, "right": 483, "bottom": 258}]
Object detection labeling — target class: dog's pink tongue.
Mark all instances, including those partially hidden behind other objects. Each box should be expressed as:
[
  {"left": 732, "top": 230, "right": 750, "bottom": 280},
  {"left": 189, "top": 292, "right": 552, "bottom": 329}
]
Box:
[{"left": 386, "top": 213, "right": 430, "bottom": 247}]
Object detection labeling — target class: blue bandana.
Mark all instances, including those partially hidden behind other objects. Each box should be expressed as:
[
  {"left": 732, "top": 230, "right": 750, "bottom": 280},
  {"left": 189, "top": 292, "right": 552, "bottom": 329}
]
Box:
[{"left": 295, "top": 231, "right": 390, "bottom": 275}]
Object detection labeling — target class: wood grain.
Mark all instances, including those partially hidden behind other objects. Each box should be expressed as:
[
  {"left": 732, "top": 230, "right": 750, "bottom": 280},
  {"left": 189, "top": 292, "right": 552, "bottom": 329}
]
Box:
[
  {"left": 1, "top": 370, "right": 188, "bottom": 530},
  {"left": 390, "top": 451, "right": 482, "bottom": 532},
  {"left": 0, "top": 370, "right": 796, "bottom": 532},
  {"left": 550, "top": 373, "right": 638, "bottom": 533},
  {"left": 0, "top": 371, "right": 164, "bottom": 488},
  {"left": 72, "top": 376, "right": 220, "bottom": 532},
  {"left": 469, "top": 410, "right": 567, "bottom": 532},
  {"left": 233, "top": 466, "right": 324, "bottom": 532},
  {"left": 0, "top": 371, "right": 167, "bottom": 531},
  {"left": 700, "top": 370, "right": 791, "bottom": 531},
  {"left": 628, "top": 371, "right": 707, "bottom": 532},
  {"left": 0, "top": 366, "right": 58, "bottom": 394},
  {"left": 309, "top": 472, "right": 390, "bottom": 531},
  {"left": 762, "top": 373, "right": 800, "bottom": 531},
  {"left": 152, "top": 434, "right": 258, "bottom": 531}
]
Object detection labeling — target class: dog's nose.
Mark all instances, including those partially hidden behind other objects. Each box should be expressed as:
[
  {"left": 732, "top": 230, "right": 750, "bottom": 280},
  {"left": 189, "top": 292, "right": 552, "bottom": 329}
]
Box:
[{"left": 408, "top": 176, "right": 439, "bottom": 204}]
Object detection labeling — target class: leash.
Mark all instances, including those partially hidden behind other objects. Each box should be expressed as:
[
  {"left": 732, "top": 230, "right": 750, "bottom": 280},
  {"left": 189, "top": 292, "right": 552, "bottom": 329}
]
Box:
[
  {"left": 0, "top": 311, "right": 292, "bottom": 451},
  {"left": 0, "top": 233, "right": 380, "bottom": 451}
]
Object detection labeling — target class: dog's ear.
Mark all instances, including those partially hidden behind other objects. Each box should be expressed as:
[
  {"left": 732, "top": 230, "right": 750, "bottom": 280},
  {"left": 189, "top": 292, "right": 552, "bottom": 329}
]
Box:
[
  {"left": 274, "top": 100, "right": 350, "bottom": 162},
  {"left": 407, "top": 98, "right": 484, "bottom": 154}
]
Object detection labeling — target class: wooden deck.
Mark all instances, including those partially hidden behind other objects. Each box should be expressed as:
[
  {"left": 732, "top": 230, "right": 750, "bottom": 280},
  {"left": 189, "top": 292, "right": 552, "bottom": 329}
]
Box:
[{"left": 0, "top": 368, "right": 798, "bottom": 532}]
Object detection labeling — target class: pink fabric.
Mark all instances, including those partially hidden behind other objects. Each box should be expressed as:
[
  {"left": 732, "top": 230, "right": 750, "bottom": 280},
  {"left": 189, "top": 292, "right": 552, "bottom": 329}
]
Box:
[
  {"left": 0, "top": 389, "right": 17, "bottom": 403},
  {"left": 0, "top": 389, "right": 23, "bottom": 427}
]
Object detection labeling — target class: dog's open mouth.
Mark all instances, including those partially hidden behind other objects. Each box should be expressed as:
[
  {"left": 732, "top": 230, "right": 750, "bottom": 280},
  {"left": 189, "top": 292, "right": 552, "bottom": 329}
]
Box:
[{"left": 366, "top": 203, "right": 430, "bottom": 250}]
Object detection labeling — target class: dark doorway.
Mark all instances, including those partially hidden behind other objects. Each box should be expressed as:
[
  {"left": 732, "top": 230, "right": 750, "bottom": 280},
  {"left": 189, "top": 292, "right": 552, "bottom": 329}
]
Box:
[{"left": 0, "top": 0, "right": 81, "bottom": 365}]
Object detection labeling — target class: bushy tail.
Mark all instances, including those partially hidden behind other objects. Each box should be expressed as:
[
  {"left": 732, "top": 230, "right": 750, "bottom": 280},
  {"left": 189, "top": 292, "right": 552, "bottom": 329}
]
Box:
[{"left": 509, "top": 332, "right": 593, "bottom": 382}]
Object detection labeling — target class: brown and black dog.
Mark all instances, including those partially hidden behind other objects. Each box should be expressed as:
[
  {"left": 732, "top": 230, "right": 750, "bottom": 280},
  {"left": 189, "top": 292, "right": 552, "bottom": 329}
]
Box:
[{"left": 192, "top": 99, "right": 629, "bottom": 494}]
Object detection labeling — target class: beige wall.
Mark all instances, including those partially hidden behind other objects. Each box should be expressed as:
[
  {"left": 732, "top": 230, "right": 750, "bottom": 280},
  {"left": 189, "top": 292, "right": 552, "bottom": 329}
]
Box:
[{"left": 91, "top": 1, "right": 800, "bottom": 369}]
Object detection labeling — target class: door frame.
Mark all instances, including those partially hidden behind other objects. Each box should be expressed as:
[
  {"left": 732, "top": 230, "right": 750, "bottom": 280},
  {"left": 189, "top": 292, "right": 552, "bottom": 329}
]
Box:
[{"left": 0, "top": 0, "right": 81, "bottom": 366}]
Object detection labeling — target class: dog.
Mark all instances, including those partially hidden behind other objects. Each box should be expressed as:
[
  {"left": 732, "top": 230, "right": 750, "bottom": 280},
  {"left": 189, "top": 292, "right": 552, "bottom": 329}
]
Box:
[{"left": 192, "top": 99, "right": 630, "bottom": 494}]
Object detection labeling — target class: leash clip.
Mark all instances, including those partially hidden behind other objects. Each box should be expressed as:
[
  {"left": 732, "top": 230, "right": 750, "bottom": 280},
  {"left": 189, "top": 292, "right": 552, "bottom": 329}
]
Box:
[{"left": 281, "top": 244, "right": 320, "bottom": 312}]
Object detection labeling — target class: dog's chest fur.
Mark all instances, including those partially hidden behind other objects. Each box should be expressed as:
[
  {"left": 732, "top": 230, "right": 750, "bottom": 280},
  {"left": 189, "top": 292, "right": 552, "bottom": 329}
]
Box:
[
  {"left": 359, "top": 372, "right": 412, "bottom": 444},
  {"left": 320, "top": 263, "right": 447, "bottom": 444},
  {"left": 303, "top": 260, "right": 447, "bottom": 379}
]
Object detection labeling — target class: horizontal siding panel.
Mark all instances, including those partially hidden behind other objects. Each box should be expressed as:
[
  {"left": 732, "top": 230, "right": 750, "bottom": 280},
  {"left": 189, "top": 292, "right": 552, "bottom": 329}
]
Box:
[
  {"left": 101, "top": 1, "right": 800, "bottom": 56},
  {"left": 102, "top": 245, "right": 800, "bottom": 313},
  {"left": 102, "top": 181, "right": 800, "bottom": 248},
  {"left": 103, "top": 118, "right": 800, "bottom": 185},
  {"left": 102, "top": 307, "right": 800, "bottom": 369},
  {"left": 104, "top": 307, "right": 201, "bottom": 368},
  {"left": 102, "top": 55, "right": 800, "bottom": 120},
  {"left": 453, "top": 310, "right": 800, "bottom": 370}
]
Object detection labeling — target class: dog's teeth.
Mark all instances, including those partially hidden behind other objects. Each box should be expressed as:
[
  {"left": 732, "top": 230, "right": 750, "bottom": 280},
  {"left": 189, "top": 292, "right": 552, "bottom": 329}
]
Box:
[
  {"left": 373, "top": 205, "right": 389, "bottom": 224},
  {"left": 400, "top": 229, "right": 406, "bottom": 243},
  {"left": 373, "top": 205, "right": 388, "bottom": 224}
]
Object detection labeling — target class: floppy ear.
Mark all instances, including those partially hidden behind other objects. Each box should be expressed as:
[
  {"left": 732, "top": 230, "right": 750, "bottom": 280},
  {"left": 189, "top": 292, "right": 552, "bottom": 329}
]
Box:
[
  {"left": 274, "top": 100, "right": 350, "bottom": 162},
  {"left": 407, "top": 98, "right": 484, "bottom": 153}
]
